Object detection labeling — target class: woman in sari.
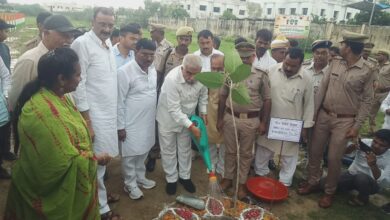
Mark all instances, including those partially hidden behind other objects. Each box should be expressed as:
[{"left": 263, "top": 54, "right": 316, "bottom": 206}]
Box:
[{"left": 4, "top": 47, "right": 113, "bottom": 220}]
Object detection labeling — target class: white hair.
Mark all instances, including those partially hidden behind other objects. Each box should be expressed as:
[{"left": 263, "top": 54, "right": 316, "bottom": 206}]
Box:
[{"left": 182, "top": 54, "right": 202, "bottom": 70}]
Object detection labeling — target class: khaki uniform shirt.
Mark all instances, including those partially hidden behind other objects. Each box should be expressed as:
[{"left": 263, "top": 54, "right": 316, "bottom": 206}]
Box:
[
  {"left": 221, "top": 65, "right": 271, "bottom": 113},
  {"left": 316, "top": 57, "right": 376, "bottom": 129},
  {"left": 256, "top": 63, "right": 315, "bottom": 156},
  {"left": 376, "top": 61, "right": 390, "bottom": 101},
  {"left": 207, "top": 88, "right": 223, "bottom": 144},
  {"left": 153, "top": 38, "right": 172, "bottom": 69},
  {"left": 9, "top": 41, "right": 49, "bottom": 109},
  {"left": 23, "top": 35, "right": 41, "bottom": 53},
  {"left": 156, "top": 48, "right": 185, "bottom": 76},
  {"left": 302, "top": 60, "right": 329, "bottom": 95}
]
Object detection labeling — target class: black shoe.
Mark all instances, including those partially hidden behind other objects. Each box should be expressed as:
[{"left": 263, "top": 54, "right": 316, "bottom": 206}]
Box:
[
  {"left": 166, "top": 182, "right": 177, "bottom": 195},
  {"left": 0, "top": 167, "right": 11, "bottom": 179},
  {"left": 382, "top": 203, "right": 390, "bottom": 215},
  {"left": 179, "top": 178, "right": 196, "bottom": 193},
  {"left": 268, "top": 160, "right": 276, "bottom": 171},
  {"left": 146, "top": 158, "right": 156, "bottom": 172},
  {"left": 3, "top": 152, "right": 17, "bottom": 161}
]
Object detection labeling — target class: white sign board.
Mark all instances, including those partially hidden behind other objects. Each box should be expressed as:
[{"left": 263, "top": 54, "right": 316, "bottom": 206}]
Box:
[{"left": 267, "top": 118, "right": 303, "bottom": 143}]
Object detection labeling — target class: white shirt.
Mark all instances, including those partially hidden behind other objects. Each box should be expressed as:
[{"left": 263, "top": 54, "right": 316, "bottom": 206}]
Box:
[
  {"left": 348, "top": 139, "right": 390, "bottom": 188},
  {"left": 156, "top": 66, "right": 208, "bottom": 132},
  {"left": 253, "top": 50, "right": 277, "bottom": 71},
  {"left": 194, "top": 48, "right": 224, "bottom": 72},
  {"left": 71, "top": 30, "right": 118, "bottom": 156},
  {"left": 112, "top": 43, "right": 134, "bottom": 69},
  {"left": 380, "top": 92, "right": 390, "bottom": 129},
  {"left": 117, "top": 60, "right": 157, "bottom": 156},
  {"left": 0, "top": 58, "right": 10, "bottom": 97}
]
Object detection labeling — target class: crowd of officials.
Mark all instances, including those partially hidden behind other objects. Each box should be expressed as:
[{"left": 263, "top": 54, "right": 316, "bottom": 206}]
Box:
[{"left": 0, "top": 6, "right": 389, "bottom": 220}]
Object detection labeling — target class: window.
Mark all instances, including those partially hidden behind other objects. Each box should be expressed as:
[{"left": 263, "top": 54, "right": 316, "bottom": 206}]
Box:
[
  {"left": 290, "top": 8, "right": 296, "bottom": 15},
  {"left": 346, "top": 12, "right": 352, "bottom": 19},
  {"left": 320, "top": 9, "right": 325, "bottom": 16},
  {"left": 302, "top": 8, "right": 308, "bottom": 15},
  {"left": 333, "top": 11, "right": 339, "bottom": 20},
  {"left": 267, "top": 8, "right": 272, "bottom": 15},
  {"left": 213, "top": 7, "right": 220, "bottom": 13},
  {"left": 279, "top": 8, "right": 285, "bottom": 15},
  {"left": 239, "top": 10, "right": 245, "bottom": 15},
  {"left": 227, "top": 8, "right": 233, "bottom": 13},
  {"left": 199, "top": 5, "right": 207, "bottom": 11},
  {"left": 187, "top": 5, "right": 190, "bottom": 10},
  {"left": 180, "top": 5, "right": 184, "bottom": 8}
]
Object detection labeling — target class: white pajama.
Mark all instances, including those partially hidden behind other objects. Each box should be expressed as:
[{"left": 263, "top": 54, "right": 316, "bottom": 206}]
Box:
[
  {"left": 121, "top": 152, "right": 149, "bottom": 188},
  {"left": 209, "top": 143, "right": 225, "bottom": 176},
  {"left": 159, "top": 128, "right": 192, "bottom": 183},
  {"left": 254, "top": 144, "right": 299, "bottom": 186},
  {"left": 97, "top": 165, "right": 110, "bottom": 214}
]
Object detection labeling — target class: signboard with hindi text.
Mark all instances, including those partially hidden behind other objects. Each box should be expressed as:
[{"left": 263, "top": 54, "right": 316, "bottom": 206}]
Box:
[
  {"left": 267, "top": 118, "right": 303, "bottom": 143},
  {"left": 273, "top": 15, "right": 311, "bottom": 39}
]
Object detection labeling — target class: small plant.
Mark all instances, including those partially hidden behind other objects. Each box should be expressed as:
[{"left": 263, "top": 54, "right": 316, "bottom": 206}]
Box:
[{"left": 195, "top": 64, "right": 252, "bottom": 207}]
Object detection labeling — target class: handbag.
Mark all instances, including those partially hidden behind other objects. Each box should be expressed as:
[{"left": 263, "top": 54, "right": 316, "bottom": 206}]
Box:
[{"left": 0, "top": 93, "right": 10, "bottom": 127}]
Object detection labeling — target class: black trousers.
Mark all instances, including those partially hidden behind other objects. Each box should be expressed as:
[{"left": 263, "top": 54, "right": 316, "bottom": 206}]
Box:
[
  {"left": 321, "top": 171, "right": 379, "bottom": 203},
  {"left": 0, "top": 122, "right": 11, "bottom": 165}
]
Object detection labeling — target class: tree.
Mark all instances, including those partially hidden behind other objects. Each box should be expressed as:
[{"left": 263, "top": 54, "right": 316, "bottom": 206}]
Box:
[
  {"left": 0, "top": 0, "right": 7, "bottom": 5},
  {"left": 247, "top": 2, "right": 262, "bottom": 19},
  {"left": 221, "top": 9, "right": 237, "bottom": 20},
  {"left": 170, "top": 6, "right": 189, "bottom": 19},
  {"left": 348, "top": 10, "right": 390, "bottom": 26},
  {"left": 311, "top": 14, "right": 327, "bottom": 24}
]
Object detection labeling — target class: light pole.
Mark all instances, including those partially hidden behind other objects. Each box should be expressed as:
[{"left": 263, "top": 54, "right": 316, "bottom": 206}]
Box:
[{"left": 368, "top": 0, "right": 376, "bottom": 26}]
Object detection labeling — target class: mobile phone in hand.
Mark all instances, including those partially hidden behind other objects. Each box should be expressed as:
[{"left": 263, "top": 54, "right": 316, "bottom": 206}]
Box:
[{"left": 358, "top": 139, "right": 372, "bottom": 153}]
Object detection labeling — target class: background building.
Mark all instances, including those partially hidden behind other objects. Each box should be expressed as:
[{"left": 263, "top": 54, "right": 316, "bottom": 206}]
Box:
[
  {"left": 260, "top": 0, "right": 361, "bottom": 22},
  {"left": 163, "top": 0, "right": 249, "bottom": 19}
]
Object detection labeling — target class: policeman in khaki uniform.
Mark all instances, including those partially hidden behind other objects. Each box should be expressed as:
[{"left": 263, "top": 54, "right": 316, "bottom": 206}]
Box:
[
  {"left": 156, "top": 26, "right": 194, "bottom": 94},
  {"left": 302, "top": 40, "right": 332, "bottom": 96},
  {"left": 150, "top": 23, "right": 172, "bottom": 69},
  {"left": 298, "top": 31, "right": 376, "bottom": 208},
  {"left": 217, "top": 42, "right": 271, "bottom": 199},
  {"left": 369, "top": 49, "right": 390, "bottom": 133}
]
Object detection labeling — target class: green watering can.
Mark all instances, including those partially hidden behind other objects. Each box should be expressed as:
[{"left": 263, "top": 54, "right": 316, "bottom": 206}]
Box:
[{"left": 189, "top": 115, "right": 213, "bottom": 173}]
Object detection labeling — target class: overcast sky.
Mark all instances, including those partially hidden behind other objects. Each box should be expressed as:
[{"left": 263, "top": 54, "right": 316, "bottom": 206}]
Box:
[{"left": 9, "top": 0, "right": 147, "bottom": 9}]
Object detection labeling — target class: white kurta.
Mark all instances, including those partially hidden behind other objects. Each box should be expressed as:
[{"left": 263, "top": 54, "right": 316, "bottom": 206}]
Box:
[
  {"left": 256, "top": 63, "right": 315, "bottom": 156},
  {"left": 253, "top": 50, "right": 277, "bottom": 71},
  {"left": 117, "top": 60, "right": 157, "bottom": 156},
  {"left": 194, "top": 48, "right": 224, "bottom": 72},
  {"left": 380, "top": 92, "right": 390, "bottom": 129},
  {"left": 71, "top": 30, "right": 118, "bottom": 157},
  {"left": 156, "top": 66, "right": 208, "bottom": 132}
]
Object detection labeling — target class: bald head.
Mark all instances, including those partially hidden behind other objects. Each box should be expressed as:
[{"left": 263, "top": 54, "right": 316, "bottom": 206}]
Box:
[{"left": 211, "top": 54, "right": 224, "bottom": 72}]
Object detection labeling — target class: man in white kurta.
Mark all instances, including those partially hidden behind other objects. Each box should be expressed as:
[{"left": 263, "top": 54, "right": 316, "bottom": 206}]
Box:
[
  {"left": 71, "top": 8, "right": 118, "bottom": 215},
  {"left": 117, "top": 39, "right": 157, "bottom": 200},
  {"left": 253, "top": 29, "right": 277, "bottom": 71},
  {"left": 193, "top": 29, "right": 224, "bottom": 72},
  {"left": 255, "top": 48, "right": 315, "bottom": 186},
  {"left": 157, "top": 54, "right": 208, "bottom": 195}
]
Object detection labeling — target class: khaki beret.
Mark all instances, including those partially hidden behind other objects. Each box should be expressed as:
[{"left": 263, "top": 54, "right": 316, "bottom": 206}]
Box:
[
  {"left": 176, "top": 26, "right": 194, "bottom": 36},
  {"left": 339, "top": 31, "right": 368, "bottom": 43},
  {"left": 235, "top": 41, "right": 255, "bottom": 57},
  {"left": 150, "top": 23, "right": 165, "bottom": 32},
  {"left": 378, "top": 49, "right": 390, "bottom": 57},
  {"left": 311, "top": 40, "right": 332, "bottom": 51},
  {"left": 271, "top": 34, "right": 289, "bottom": 49}
]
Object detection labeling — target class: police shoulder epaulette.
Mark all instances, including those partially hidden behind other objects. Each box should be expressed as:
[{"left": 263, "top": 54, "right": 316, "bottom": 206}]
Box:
[{"left": 253, "top": 66, "right": 268, "bottom": 76}]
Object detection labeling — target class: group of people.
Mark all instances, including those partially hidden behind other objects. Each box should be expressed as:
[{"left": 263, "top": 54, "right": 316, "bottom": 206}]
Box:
[{"left": 0, "top": 6, "right": 389, "bottom": 219}]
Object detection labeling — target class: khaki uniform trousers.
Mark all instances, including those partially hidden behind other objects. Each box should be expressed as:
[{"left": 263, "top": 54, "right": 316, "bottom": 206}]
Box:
[
  {"left": 307, "top": 109, "right": 355, "bottom": 194},
  {"left": 223, "top": 113, "right": 260, "bottom": 184},
  {"left": 369, "top": 93, "right": 388, "bottom": 126}
]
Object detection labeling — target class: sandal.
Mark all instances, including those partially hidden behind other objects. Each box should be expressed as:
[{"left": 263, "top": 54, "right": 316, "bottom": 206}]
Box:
[
  {"left": 107, "top": 193, "right": 120, "bottom": 203},
  {"left": 348, "top": 196, "right": 366, "bottom": 206},
  {"left": 101, "top": 211, "right": 123, "bottom": 220}
]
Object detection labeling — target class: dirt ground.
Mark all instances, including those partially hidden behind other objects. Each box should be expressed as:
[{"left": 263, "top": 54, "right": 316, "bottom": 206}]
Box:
[{"left": 1, "top": 154, "right": 389, "bottom": 220}]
